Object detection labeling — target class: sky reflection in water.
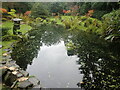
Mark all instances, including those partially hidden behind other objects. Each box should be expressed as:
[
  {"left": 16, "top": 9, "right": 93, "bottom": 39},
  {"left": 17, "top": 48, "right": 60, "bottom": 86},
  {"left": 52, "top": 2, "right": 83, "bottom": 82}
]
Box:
[{"left": 27, "top": 41, "right": 83, "bottom": 88}]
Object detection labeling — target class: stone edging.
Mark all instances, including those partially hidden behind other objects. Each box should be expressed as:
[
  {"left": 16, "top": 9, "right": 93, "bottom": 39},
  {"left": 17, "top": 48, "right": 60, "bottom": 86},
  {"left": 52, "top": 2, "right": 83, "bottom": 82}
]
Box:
[{"left": 0, "top": 60, "right": 41, "bottom": 89}]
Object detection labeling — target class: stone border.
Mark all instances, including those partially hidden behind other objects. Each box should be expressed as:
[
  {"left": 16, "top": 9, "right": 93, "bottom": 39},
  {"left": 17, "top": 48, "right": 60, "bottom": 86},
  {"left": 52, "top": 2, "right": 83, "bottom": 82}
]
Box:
[{"left": 0, "top": 60, "right": 41, "bottom": 89}]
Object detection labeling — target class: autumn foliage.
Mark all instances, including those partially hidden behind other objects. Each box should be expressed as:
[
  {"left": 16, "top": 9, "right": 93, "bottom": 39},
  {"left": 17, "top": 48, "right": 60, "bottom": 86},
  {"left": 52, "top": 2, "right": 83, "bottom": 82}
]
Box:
[
  {"left": 63, "top": 10, "right": 71, "bottom": 14},
  {"left": 0, "top": 8, "right": 8, "bottom": 13},
  {"left": 24, "top": 11, "right": 31, "bottom": 16},
  {"left": 86, "top": 10, "right": 94, "bottom": 17}
]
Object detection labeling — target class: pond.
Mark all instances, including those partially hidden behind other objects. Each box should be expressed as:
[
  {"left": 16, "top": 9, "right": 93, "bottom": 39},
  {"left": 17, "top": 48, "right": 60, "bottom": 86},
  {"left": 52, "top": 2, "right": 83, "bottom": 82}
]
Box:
[
  {"left": 27, "top": 41, "right": 82, "bottom": 88},
  {"left": 11, "top": 24, "right": 120, "bottom": 89}
]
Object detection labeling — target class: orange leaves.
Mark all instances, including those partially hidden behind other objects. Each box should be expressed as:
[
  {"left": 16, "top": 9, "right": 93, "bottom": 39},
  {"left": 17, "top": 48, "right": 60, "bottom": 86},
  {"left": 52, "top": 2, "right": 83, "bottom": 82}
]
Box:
[
  {"left": 24, "top": 11, "right": 31, "bottom": 16},
  {"left": 85, "top": 10, "right": 94, "bottom": 17},
  {"left": 88, "top": 10, "right": 94, "bottom": 13},
  {"left": 0, "top": 8, "right": 8, "bottom": 13},
  {"left": 66, "top": 10, "right": 71, "bottom": 13},
  {"left": 63, "top": 10, "right": 71, "bottom": 14}
]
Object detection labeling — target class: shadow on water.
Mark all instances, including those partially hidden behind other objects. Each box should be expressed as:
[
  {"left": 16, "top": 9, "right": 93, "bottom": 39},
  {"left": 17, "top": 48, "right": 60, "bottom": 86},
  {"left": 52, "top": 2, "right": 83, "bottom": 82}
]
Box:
[{"left": 11, "top": 24, "right": 120, "bottom": 89}]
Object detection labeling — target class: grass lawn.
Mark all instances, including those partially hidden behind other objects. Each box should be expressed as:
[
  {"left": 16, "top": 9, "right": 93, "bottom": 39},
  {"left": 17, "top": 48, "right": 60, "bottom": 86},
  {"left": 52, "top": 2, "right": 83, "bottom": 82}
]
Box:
[{"left": 0, "top": 21, "right": 32, "bottom": 61}]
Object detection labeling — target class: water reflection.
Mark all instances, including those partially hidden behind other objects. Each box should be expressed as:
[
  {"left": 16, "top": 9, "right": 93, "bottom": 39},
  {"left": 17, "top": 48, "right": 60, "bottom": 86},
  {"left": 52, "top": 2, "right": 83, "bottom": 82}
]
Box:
[
  {"left": 67, "top": 31, "right": 120, "bottom": 89},
  {"left": 11, "top": 24, "right": 120, "bottom": 89},
  {"left": 27, "top": 41, "right": 82, "bottom": 88},
  {"left": 11, "top": 29, "right": 43, "bottom": 70},
  {"left": 11, "top": 24, "right": 66, "bottom": 70},
  {"left": 41, "top": 25, "right": 65, "bottom": 46}
]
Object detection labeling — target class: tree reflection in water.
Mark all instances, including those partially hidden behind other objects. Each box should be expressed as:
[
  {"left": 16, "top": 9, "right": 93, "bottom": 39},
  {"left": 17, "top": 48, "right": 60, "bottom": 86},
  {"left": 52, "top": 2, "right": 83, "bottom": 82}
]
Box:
[
  {"left": 11, "top": 24, "right": 120, "bottom": 89},
  {"left": 11, "top": 24, "right": 65, "bottom": 70},
  {"left": 67, "top": 31, "right": 120, "bottom": 89}
]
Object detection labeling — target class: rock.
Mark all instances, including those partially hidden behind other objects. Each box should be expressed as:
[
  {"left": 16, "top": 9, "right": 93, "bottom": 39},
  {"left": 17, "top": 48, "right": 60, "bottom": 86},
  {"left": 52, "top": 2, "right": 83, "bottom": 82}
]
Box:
[
  {"left": 0, "top": 45, "right": 2, "bottom": 49},
  {"left": 0, "top": 64, "right": 3, "bottom": 67},
  {"left": 17, "top": 80, "right": 33, "bottom": 89},
  {"left": 17, "top": 77, "right": 28, "bottom": 82},
  {"left": 8, "top": 60, "right": 16, "bottom": 63},
  {"left": 11, "top": 80, "right": 18, "bottom": 88},
  {"left": 6, "top": 62, "right": 19, "bottom": 69},
  {"left": 19, "top": 70, "right": 29, "bottom": 77},
  {"left": 0, "top": 66, "right": 8, "bottom": 70},
  {"left": 3, "top": 49, "right": 11, "bottom": 52},
  {"left": 16, "top": 73, "right": 23, "bottom": 78},
  {"left": 0, "top": 61, "right": 6, "bottom": 64},
  {"left": 28, "top": 77, "right": 40, "bottom": 86},
  {"left": 8, "top": 67, "right": 16, "bottom": 71},
  {"left": 12, "top": 71, "right": 18, "bottom": 75},
  {"left": 0, "top": 68, "right": 7, "bottom": 78},
  {"left": 2, "top": 56, "right": 12, "bottom": 60},
  {"left": 32, "top": 84, "right": 41, "bottom": 88},
  {"left": 4, "top": 71, "right": 17, "bottom": 86},
  {"left": 3, "top": 53, "right": 8, "bottom": 57}
]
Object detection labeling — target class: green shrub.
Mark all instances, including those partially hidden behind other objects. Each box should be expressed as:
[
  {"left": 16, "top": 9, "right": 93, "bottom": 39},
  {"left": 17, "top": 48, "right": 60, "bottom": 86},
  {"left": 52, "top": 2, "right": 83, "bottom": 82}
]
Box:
[
  {"left": 92, "top": 10, "right": 108, "bottom": 19},
  {"left": 61, "top": 16, "right": 102, "bottom": 34},
  {"left": 2, "top": 27, "right": 10, "bottom": 36},
  {"left": 102, "top": 9, "right": 120, "bottom": 42}
]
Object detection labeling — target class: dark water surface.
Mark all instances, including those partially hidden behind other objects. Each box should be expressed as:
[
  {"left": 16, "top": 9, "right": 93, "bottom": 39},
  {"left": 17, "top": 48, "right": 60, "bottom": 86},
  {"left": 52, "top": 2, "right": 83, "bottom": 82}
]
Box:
[{"left": 11, "top": 24, "right": 120, "bottom": 89}]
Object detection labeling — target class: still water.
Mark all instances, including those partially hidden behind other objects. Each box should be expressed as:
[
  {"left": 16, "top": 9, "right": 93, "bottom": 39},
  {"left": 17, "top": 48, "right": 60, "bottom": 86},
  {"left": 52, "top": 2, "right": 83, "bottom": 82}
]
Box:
[
  {"left": 11, "top": 24, "right": 120, "bottom": 89},
  {"left": 27, "top": 41, "right": 82, "bottom": 88}
]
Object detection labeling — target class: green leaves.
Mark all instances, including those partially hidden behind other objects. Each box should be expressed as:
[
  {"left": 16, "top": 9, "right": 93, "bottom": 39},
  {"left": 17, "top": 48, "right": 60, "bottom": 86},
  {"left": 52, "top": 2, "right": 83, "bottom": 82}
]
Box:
[
  {"left": 102, "top": 9, "right": 120, "bottom": 42},
  {"left": 8, "top": 9, "right": 17, "bottom": 18}
]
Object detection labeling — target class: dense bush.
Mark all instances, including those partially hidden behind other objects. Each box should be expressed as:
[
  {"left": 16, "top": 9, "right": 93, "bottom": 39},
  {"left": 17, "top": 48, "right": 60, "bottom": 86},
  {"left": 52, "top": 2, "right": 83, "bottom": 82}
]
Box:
[
  {"left": 2, "top": 27, "right": 10, "bottom": 36},
  {"left": 61, "top": 16, "right": 102, "bottom": 34},
  {"left": 102, "top": 9, "right": 120, "bottom": 42}
]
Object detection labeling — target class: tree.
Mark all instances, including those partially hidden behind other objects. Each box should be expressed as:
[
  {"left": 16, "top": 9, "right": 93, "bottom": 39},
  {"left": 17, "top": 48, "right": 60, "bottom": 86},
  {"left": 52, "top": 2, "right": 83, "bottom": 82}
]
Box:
[
  {"left": 31, "top": 3, "right": 49, "bottom": 19},
  {"left": 76, "top": 2, "right": 119, "bottom": 19},
  {"left": 2, "top": 2, "right": 33, "bottom": 13}
]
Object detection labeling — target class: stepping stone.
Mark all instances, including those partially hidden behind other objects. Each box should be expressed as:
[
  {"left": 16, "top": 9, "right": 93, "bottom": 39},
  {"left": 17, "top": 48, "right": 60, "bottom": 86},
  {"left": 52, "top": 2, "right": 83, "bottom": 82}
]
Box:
[{"left": 17, "top": 80, "right": 33, "bottom": 89}]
